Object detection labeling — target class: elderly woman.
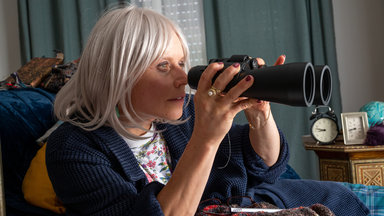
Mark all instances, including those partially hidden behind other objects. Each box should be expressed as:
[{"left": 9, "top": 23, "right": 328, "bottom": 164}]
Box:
[{"left": 46, "top": 5, "right": 368, "bottom": 216}]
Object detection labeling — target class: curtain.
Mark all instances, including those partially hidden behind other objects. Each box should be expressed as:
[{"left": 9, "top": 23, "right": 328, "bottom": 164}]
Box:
[
  {"left": 18, "top": 0, "right": 207, "bottom": 66},
  {"left": 18, "top": 0, "right": 126, "bottom": 64},
  {"left": 18, "top": 0, "right": 341, "bottom": 180},
  {"left": 203, "top": 0, "right": 342, "bottom": 180}
]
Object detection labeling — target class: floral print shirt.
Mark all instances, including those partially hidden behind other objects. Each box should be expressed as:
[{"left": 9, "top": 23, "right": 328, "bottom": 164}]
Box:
[{"left": 122, "top": 125, "right": 172, "bottom": 185}]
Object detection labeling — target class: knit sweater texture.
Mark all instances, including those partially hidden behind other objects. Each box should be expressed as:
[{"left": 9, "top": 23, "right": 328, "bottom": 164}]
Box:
[{"left": 46, "top": 95, "right": 369, "bottom": 215}]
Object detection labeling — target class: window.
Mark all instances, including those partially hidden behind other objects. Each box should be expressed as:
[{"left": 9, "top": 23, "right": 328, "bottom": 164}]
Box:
[{"left": 131, "top": 0, "right": 207, "bottom": 66}]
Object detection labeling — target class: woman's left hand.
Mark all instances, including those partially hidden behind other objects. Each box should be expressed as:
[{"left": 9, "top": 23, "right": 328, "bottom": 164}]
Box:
[
  {"left": 243, "top": 55, "right": 285, "bottom": 129},
  {"left": 243, "top": 55, "right": 285, "bottom": 167}
]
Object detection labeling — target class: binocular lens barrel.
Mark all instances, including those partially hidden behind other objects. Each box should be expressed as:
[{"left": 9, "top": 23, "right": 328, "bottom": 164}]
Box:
[
  {"left": 313, "top": 65, "right": 332, "bottom": 106},
  {"left": 187, "top": 56, "right": 332, "bottom": 107},
  {"left": 238, "top": 63, "right": 315, "bottom": 107}
]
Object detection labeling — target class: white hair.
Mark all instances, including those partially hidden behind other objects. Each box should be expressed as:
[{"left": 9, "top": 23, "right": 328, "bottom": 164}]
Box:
[{"left": 54, "top": 5, "right": 190, "bottom": 139}]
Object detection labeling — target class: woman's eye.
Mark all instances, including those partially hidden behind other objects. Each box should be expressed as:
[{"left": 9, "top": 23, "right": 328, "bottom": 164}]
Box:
[
  {"left": 157, "top": 62, "right": 170, "bottom": 72},
  {"left": 179, "top": 61, "right": 185, "bottom": 68}
]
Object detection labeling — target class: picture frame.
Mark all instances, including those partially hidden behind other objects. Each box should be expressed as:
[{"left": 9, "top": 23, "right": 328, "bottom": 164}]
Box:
[{"left": 341, "top": 112, "right": 369, "bottom": 145}]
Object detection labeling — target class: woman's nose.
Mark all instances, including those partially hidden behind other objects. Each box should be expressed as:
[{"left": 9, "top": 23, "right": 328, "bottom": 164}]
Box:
[{"left": 174, "top": 68, "right": 188, "bottom": 88}]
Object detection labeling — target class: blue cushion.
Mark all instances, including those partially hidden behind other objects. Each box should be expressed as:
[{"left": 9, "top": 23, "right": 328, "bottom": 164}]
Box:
[{"left": 0, "top": 88, "right": 58, "bottom": 216}]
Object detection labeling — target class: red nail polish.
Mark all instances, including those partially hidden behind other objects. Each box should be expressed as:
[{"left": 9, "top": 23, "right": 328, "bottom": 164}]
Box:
[
  {"left": 217, "top": 62, "right": 224, "bottom": 65},
  {"left": 233, "top": 63, "right": 240, "bottom": 68},
  {"left": 245, "top": 75, "right": 252, "bottom": 81}
]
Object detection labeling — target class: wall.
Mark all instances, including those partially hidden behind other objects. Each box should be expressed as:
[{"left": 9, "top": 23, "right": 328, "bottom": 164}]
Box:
[
  {"left": 332, "top": 0, "right": 384, "bottom": 112},
  {"left": 0, "top": 0, "right": 21, "bottom": 81}
]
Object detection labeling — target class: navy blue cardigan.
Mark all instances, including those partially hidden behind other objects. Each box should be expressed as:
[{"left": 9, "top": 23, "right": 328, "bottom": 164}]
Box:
[{"left": 46, "top": 96, "right": 369, "bottom": 215}]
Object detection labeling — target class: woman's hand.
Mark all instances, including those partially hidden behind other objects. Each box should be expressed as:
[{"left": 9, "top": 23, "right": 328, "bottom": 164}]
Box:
[
  {"left": 192, "top": 62, "right": 255, "bottom": 145},
  {"left": 243, "top": 55, "right": 286, "bottom": 167},
  {"left": 243, "top": 55, "right": 286, "bottom": 128},
  {"left": 158, "top": 57, "right": 284, "bottom": 215},
  {"left": 158, "top": 62, "right": 256, "bottom": 215}
]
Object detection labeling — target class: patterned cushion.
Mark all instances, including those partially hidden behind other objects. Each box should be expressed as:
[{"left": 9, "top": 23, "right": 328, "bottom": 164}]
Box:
[{"left": 339, "top": 182, "right": 384, "bottom": 216}]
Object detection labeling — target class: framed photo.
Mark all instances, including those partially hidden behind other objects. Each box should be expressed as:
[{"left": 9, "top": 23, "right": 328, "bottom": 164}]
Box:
[{"left": 341, "top": 112, "right": 369, "bottom": 145}]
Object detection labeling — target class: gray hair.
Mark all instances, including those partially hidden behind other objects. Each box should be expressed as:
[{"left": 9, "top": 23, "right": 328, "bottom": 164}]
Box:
[{"left": 54, "top": 5, "right": 190, "bottom": 139}]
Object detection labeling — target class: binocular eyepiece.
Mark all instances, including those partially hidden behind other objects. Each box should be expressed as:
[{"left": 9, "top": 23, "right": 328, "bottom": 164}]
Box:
[{"left": 187, "top": 55, "right": 332, "bottom": 107}]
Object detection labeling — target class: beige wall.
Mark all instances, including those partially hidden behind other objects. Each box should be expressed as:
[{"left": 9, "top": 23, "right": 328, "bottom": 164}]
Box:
[
  {"left": 0, "top": 0, "right": 21, "bottom": 81},
  {"left": 333, "top": 0, "right": 384, "bottom": 112}
]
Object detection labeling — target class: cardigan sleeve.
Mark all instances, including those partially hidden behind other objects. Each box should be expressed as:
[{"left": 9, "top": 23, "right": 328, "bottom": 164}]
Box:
[
  {"left": 46, "top": 123, "right": 165, "bottom": 216},
  {"left": 175, "top": 95, "right": 289, "bottom": 185},
  {"left": 229, "top": 124, "right": 289, "bottom": 184},
  {"left": 243, "top": 125, "right": 289, "bottom": 184}
]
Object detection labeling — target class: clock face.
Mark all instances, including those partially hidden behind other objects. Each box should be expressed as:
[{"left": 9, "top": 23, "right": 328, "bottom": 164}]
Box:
[
  {"left": 311, "top": 117, "right": 338, "bottom": 143},
  {"left": 346, "top": 116, "right": 365, "bottom": 140},
  {"left": 341, "top": 112, "right": 369, "bottom": 144}
]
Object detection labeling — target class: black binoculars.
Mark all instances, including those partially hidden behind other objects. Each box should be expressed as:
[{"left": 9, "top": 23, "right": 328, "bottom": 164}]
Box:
[{"left": 187, "top": 55, "right": 332, "bottom": 107}]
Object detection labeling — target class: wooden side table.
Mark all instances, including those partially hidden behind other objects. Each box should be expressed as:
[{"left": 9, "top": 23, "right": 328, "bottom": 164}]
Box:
[{"left": 302, "top": 135, "right": 384, "bottom": 186}]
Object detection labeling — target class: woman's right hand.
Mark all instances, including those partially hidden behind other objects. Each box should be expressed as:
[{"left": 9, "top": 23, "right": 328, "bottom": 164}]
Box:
[
  {"left": 158, "top": 62, "right": 256, "bottom": 215},
  {"left": 192, "top": 62, "right": 255, "bottom": 145}
]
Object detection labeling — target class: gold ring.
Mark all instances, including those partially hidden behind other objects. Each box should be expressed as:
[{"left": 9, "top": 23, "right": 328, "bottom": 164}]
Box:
[{"left": 208, "top": 86, "right": 221, "bottom": 97}]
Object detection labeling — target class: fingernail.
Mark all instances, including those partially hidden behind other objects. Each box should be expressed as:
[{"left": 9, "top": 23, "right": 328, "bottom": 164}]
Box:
[
  {"left": 217, "top": 62, "right": 224, "bottom": 65},
  {"left": 245, "top": 75, "right": 252, "bottom": 81},
  {"left": 232, "top": 63, "right": 240, "bottom": 68}
]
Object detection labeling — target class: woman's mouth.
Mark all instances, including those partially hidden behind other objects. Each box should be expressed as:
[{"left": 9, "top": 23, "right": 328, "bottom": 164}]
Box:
[{"left": 169, "top": 96, "right": 185, "bottom": 101}]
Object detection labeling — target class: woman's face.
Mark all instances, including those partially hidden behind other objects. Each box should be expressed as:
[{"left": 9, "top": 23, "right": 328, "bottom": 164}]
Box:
[{"left": 131, "top": 31, "right": 187, "bottom": 124}]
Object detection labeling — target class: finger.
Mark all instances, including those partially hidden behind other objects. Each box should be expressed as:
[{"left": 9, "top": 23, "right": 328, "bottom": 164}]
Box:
[
  {"left": 224, "top": 75, "right": 254, "bottom": 103},
  {"left": 233, "top": 96, "right": 248, "bottom": 103},
  {"left": 248, "top": 99, "right": 270, "bottom": 110},
  {"left": 256, "top": 58, "right": 266, "bottom": 68},
  {"left": 197, "top": 62, "right": 224, "bottom": 91},
  {"left": 211, "top": 63, "right": 241, "bottom": 92},
  {"left": 273, "top": 54, "right": 286, "bottom": 66},
  {"left": 232, "top": 98, "right": 254, "bottom": 114}
]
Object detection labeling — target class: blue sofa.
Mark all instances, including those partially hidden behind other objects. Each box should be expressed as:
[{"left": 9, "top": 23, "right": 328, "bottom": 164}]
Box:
[{"left": 2, "top": 88, "right": 382, "bottom": 215}]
